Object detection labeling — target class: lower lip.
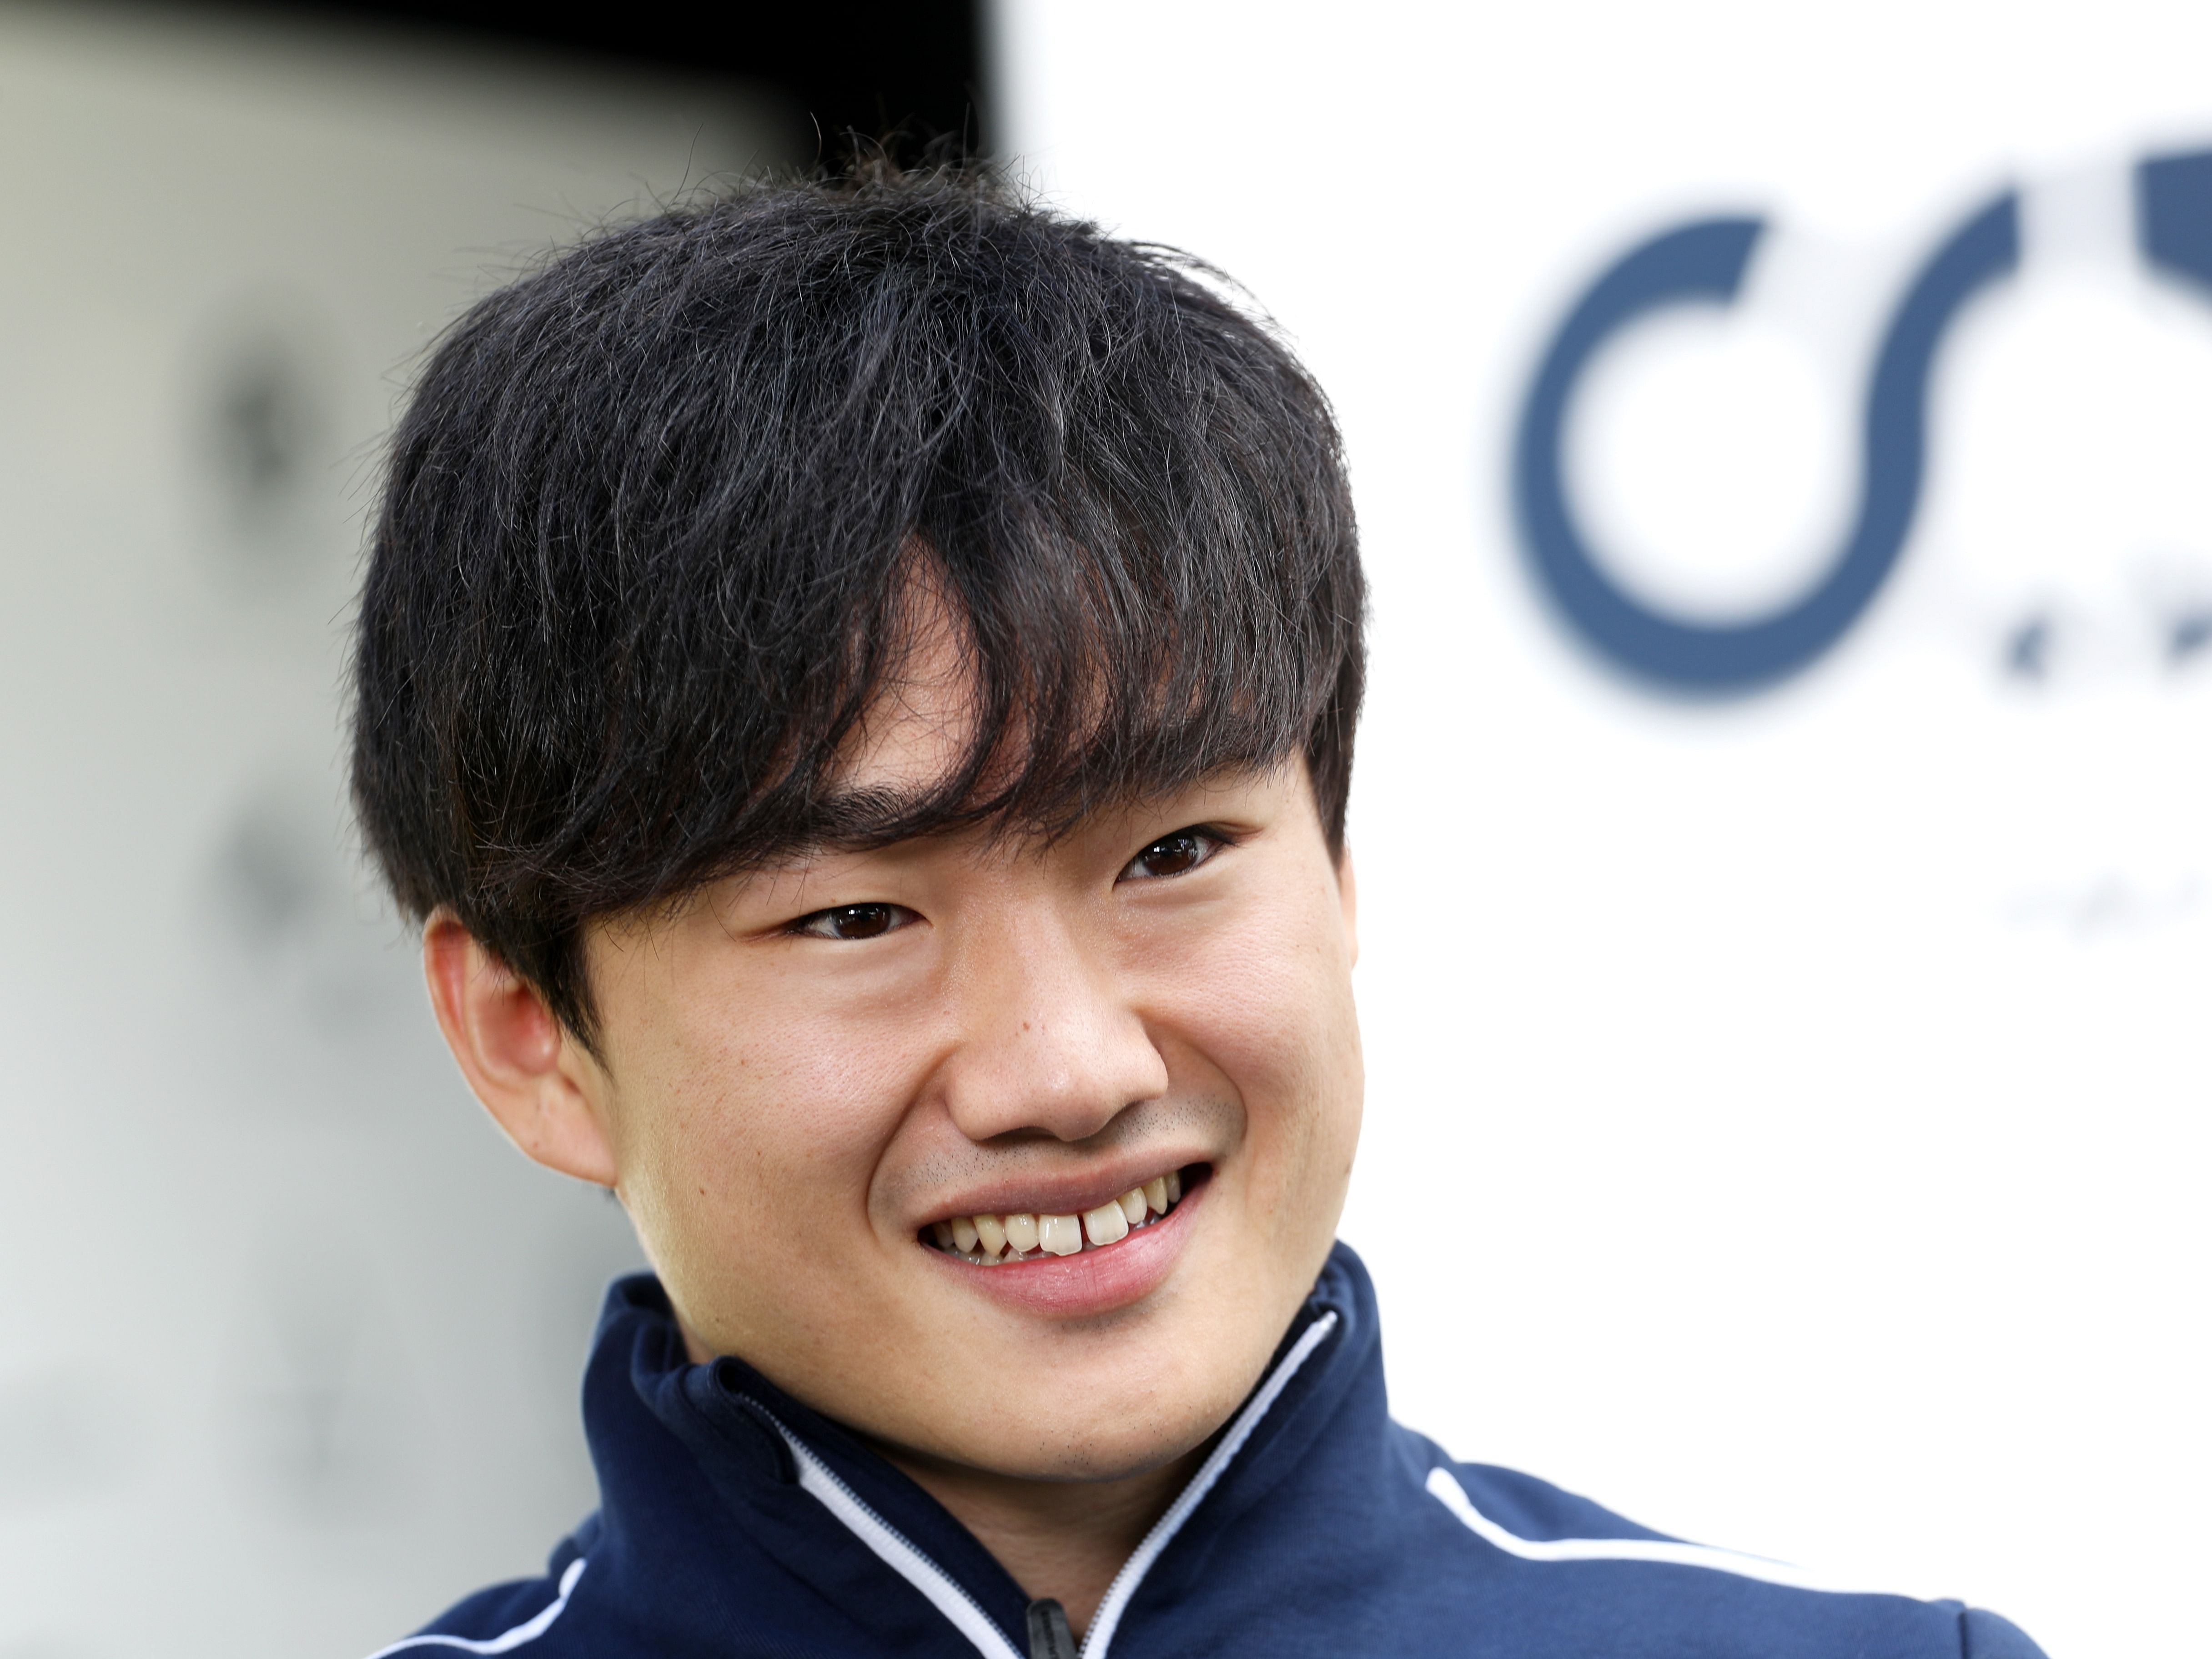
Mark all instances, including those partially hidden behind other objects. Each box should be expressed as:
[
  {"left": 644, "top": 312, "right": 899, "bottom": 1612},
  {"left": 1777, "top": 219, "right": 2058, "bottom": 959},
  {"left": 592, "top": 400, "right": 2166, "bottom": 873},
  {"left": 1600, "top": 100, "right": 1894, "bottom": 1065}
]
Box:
[{"left": 922, "top": 1175, "right": 1209, "bottom": 1319}]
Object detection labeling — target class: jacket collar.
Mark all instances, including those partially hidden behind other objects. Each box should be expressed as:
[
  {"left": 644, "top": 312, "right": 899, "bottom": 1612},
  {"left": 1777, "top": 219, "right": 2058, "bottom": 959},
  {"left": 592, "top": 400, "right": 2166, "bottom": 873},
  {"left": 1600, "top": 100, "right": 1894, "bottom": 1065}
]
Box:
[{"left": 583, "top": 1242, "right": 1383, "bottom": 1658}]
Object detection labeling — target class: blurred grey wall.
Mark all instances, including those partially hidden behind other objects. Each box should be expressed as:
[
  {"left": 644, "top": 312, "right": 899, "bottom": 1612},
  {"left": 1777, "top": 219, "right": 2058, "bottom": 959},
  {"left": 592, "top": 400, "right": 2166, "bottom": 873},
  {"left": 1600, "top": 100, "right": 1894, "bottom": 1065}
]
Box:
[{"left": 0, "top": 6, "right": 800, "bottom": 1653}]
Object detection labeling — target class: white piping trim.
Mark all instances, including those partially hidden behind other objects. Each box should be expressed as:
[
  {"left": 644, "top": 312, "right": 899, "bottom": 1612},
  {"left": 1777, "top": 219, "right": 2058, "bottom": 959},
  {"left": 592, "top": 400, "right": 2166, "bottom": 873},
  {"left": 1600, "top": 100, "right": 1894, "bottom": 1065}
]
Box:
[
  {"left": 1425, "top": 1467, "right": 1886, "bottom": 1596},
  {"left": 765, "top": 1413, "right": 1026, "bottom": 1659},
  {"left": 1081, "top": 1310, "right": 1341, "bottom": 1659},
  {"left": 363, "top": 1558, "right": 586, "bottom": 1657}
]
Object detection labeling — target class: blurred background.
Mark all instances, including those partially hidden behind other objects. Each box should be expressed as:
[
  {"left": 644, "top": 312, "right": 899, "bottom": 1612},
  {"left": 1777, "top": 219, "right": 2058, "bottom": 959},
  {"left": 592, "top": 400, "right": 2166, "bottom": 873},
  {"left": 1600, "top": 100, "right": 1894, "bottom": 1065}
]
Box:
[{"left": 1, "top": 3, "right": 2204, "bottom": 1655}]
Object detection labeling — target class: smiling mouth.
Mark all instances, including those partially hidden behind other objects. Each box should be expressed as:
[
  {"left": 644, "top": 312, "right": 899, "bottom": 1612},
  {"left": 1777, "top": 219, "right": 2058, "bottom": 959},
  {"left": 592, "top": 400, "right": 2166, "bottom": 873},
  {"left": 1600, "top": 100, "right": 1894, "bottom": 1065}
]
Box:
[{"left": 922, "top": 1166, "right": 1199, "bottom": 1265}]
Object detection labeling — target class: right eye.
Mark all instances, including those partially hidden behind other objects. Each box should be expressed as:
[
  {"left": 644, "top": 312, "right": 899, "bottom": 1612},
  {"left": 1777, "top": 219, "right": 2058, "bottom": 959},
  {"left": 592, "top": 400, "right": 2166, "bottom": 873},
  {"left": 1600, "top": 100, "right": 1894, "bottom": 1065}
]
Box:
[{"left": 789, "top": 903, "right": 918, "bottom": 941}]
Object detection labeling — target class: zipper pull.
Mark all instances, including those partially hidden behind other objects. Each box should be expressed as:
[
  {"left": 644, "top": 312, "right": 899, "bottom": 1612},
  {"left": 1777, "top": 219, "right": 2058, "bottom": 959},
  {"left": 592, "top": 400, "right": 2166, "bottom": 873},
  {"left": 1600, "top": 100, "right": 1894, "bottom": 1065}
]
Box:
[{"left": 1025, "top": 1598, "right": 1078, "bottom": 1659}]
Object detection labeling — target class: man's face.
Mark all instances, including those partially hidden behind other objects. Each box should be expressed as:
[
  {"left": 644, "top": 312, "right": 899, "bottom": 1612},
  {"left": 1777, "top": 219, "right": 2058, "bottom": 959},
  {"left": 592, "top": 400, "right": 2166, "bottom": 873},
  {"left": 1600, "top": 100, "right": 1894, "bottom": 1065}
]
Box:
[{"left": 574, "top": 668, "right": 1362, "bottom": 1483}]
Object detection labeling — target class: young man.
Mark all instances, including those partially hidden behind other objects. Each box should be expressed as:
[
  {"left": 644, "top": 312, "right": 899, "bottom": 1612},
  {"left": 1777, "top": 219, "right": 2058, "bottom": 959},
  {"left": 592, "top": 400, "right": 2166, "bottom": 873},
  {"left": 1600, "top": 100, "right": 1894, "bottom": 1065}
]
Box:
[{"left": 350, "top": 171, "right": 2041, "bottom": 1659}]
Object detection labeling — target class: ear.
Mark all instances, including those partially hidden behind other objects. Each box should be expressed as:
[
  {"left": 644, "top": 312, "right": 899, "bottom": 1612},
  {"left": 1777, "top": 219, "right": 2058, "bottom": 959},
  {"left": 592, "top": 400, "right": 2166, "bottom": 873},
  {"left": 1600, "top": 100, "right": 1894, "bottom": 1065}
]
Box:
[
  {"left": 1335, "top": 841, "right": 1359, "bottom": 969},
  {"left": 422, "top": 910, "right": 618, "bottom": 1188}
]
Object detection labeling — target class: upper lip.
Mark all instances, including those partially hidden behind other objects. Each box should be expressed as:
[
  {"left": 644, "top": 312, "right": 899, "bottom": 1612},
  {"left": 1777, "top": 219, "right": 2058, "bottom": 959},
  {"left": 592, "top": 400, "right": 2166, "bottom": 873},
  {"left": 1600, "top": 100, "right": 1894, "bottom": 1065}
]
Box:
[{"left": 914, "top": 1155, "right": 1206, "bottom": 1229}]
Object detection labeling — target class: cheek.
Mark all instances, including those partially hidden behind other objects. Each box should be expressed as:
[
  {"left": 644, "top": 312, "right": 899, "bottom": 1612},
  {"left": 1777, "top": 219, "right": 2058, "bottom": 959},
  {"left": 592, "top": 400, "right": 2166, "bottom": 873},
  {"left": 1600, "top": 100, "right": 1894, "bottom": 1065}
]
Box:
[
  {"left": 611, "top": 974, "right": 930, "bottom": 1260},
  {"left": 1154, "top": 883, "right": 1363, "bottom": 1198}
]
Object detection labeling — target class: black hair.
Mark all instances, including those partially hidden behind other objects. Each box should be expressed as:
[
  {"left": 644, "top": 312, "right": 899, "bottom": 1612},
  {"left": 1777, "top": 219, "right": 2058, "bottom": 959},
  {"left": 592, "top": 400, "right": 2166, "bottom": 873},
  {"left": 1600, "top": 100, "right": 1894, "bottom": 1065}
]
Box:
[{"left": 350, "top": 166, "right": 1365, "bottom": 1046}]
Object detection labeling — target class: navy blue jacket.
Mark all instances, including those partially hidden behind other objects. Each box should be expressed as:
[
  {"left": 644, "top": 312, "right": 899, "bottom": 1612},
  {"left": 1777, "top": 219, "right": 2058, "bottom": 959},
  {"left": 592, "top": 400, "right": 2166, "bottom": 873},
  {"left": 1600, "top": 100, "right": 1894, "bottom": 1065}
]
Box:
[{"left": 373, "top": 1245, "right": 2044, "bottom": 1659}]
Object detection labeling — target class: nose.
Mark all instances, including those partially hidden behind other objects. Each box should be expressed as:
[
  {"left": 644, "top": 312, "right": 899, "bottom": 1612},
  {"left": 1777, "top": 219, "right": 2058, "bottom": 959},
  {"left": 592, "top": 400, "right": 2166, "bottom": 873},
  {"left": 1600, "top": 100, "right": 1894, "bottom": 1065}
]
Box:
[{"left": 934, "top": 906, "right": 1168, "bottom": 1144}]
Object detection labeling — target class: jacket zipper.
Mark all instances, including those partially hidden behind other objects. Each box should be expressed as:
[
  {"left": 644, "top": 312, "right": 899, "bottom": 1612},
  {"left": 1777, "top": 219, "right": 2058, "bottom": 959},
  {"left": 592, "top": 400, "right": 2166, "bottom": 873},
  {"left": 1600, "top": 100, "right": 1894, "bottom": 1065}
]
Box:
[{"left": 751, "top": 1309, "right": 1339, "bottom": 1659}]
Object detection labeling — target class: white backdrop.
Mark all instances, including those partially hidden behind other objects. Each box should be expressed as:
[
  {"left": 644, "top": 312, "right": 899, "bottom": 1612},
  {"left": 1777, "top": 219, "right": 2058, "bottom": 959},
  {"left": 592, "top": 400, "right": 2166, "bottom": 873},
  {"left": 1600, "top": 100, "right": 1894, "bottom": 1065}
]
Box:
[{"left": 997, "top": 5, "right": 2212, "bottom": 1655}]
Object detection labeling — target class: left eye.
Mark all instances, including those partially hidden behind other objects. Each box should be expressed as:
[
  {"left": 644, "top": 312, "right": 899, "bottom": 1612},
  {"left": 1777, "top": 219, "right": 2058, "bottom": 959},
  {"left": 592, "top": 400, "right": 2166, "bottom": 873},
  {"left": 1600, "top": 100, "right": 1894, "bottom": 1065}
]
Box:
[
  {"left": 1121, "top": 829, "right": 1219, "bottom": 881},
  {"left": 792, "top": 903, "right": 917, "bottom": 940}
]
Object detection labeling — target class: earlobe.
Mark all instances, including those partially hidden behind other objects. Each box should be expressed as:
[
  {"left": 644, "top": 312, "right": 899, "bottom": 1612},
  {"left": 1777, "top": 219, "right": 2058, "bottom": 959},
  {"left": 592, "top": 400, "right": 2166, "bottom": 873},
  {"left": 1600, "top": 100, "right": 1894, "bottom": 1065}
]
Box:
[{"left": 422, "top": 911, "right": 619, "bottom": 1188}]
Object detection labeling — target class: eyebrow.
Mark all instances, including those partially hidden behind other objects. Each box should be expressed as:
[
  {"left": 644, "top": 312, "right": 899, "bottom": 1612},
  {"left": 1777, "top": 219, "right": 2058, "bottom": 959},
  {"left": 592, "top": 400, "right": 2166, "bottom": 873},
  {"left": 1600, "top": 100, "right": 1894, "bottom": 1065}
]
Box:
[
  {"left": 737, "top": 753, "right": 1280, "bottom": 886},
  {"left": 758, "top": 781, "right": 983, "bottom": 866}
]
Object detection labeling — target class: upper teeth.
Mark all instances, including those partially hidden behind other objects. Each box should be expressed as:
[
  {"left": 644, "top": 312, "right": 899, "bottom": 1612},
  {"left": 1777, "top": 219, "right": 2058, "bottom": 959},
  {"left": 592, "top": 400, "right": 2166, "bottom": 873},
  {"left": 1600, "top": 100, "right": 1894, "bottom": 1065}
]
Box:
[{"left": 927, "top": 1170, "right": 1184, "bottom": 1264}]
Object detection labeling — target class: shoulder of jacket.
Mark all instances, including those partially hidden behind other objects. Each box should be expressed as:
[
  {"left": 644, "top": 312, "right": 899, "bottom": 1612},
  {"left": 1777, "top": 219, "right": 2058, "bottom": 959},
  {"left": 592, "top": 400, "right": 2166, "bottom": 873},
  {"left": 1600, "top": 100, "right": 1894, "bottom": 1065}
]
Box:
[
  {"left": 1403, "top": 1440, "right": 2047, "bottom": 1657},
  {"left": 359, "top": 1536, "right": 589, "bottom": 1659},
  {"left": 1433, "top": 1455, "right": 1678, "bottom": 1545}
]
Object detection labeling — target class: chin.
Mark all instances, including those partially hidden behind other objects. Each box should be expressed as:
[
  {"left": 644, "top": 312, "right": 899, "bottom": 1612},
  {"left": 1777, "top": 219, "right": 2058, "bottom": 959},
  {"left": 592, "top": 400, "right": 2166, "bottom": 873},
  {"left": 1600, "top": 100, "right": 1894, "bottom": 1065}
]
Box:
[
  {"left": 974, "top": 1399, "right": 1227, "bottom": 1484},
  {"left": 914, "top": 1333, "right": 1257, "bottom": 1484}
]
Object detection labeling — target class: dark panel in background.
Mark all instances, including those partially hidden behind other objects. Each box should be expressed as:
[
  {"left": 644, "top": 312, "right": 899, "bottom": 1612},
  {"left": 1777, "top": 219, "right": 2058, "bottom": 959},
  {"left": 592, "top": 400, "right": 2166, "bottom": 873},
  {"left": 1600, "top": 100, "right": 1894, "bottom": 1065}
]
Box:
[{"left": 229, "top": 0, "right": 989, "bottom": 167}]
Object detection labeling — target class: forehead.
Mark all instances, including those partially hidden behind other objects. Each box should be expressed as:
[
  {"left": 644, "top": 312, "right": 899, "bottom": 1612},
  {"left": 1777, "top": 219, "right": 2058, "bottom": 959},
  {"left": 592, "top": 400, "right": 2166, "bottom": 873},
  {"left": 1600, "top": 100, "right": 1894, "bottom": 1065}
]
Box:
[
  {"left": 839, "top": 568, "right": 987, "bottom": 799},
  {"left": 824, "top": 580, "right": 1290, "bottom": 861},
  {"left": 674, "top": 528, "right": 1325, "bottom": 899}
]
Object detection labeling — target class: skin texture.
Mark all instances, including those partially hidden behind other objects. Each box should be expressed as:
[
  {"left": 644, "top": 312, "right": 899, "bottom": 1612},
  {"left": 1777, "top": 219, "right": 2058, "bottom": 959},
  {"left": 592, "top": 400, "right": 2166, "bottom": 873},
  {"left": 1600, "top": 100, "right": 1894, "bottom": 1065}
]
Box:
[{"left": 425, "top": 630, "right": 1364, "bottom": 1635}]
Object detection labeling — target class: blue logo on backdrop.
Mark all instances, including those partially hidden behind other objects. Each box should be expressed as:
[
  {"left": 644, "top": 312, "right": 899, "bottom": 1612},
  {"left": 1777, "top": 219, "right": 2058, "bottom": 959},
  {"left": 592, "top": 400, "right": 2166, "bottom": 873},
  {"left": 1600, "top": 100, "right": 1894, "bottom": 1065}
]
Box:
[{"left": 1513, "top": 147, "right": 2212, "bottom": 694}]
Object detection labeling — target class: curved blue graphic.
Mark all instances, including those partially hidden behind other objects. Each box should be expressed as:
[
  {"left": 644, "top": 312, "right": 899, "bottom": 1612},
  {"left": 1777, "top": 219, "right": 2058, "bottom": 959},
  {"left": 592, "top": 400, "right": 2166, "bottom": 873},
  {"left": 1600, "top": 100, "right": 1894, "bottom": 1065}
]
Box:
[{"left": 1515, "top": 194, "right": 2020, "bottom": 693}]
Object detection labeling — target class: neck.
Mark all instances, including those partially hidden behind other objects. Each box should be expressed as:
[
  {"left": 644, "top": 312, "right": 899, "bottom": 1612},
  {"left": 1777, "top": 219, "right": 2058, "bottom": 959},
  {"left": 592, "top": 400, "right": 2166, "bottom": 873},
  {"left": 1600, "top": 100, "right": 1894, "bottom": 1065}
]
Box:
[{"left": 875, "top": 1442, "right": 1206, "bottom": 1640}]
